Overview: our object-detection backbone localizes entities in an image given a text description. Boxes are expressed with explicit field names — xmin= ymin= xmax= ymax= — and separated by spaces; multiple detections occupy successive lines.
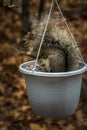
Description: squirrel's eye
xmin=22 ymin=40 xmax=26 ymax=43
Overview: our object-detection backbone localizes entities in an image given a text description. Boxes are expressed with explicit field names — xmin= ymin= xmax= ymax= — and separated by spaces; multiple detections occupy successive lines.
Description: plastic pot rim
xmin=19 ymin=60 xmax=87 ymax=77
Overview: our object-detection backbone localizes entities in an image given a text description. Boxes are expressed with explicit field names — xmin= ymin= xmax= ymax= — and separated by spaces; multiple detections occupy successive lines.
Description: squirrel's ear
xmin=29 ymin=33 xmax=33 ymax=40
xmin=27 ymin=32 xmax=33 ymax=40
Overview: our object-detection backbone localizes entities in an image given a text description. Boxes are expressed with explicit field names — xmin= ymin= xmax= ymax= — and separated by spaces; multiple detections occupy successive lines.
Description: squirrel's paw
xmin=38 ymin=58 xmax=51 ymax=72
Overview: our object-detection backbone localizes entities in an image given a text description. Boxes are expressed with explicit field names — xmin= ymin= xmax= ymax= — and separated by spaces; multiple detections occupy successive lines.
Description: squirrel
xmin=17 ymin=14 xmax=80 ymax=72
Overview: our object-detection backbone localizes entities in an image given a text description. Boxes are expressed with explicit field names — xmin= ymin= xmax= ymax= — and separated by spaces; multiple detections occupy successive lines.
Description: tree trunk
xmin=38 ymin=0 xmax=45 ymax=19
xmin=0 ymin=0 xmax=3 ymax=5
xmin=22 ymin=0 xmax=30 ymax=34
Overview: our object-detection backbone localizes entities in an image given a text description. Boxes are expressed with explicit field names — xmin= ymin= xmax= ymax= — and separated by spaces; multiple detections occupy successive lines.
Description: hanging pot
xmin=19 ymin=60 xmax=87 ymax=117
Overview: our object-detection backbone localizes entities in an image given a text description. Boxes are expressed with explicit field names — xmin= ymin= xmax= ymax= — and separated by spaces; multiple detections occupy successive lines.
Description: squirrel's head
xmin=17 ymin=32 xmax=38 ymax=58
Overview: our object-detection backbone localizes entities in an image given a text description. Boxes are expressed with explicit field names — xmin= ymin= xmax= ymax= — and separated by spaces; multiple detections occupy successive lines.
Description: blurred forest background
xmin=0 ymin=0 xmax=87 ymax=130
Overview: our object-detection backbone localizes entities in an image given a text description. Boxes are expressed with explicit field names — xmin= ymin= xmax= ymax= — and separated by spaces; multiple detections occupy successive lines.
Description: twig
xmin=62 ymin=6 xmax=87 ymax=16
xmin=0 ymin=5 xmax=21 ymax=16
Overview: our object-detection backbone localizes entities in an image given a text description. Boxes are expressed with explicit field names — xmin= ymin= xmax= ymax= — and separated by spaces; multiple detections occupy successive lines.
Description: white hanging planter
xmin=18 ymin=0 xmax=87 ymax=117
xmin=19 ymin=60 xmax=87 ymax=117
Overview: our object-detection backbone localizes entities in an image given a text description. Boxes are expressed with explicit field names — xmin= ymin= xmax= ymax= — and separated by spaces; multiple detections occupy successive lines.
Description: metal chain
xmin=55 ymin=0 xmax=84 ymax=62
xmin=33 ymin=0 xmax=54 ymax=72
